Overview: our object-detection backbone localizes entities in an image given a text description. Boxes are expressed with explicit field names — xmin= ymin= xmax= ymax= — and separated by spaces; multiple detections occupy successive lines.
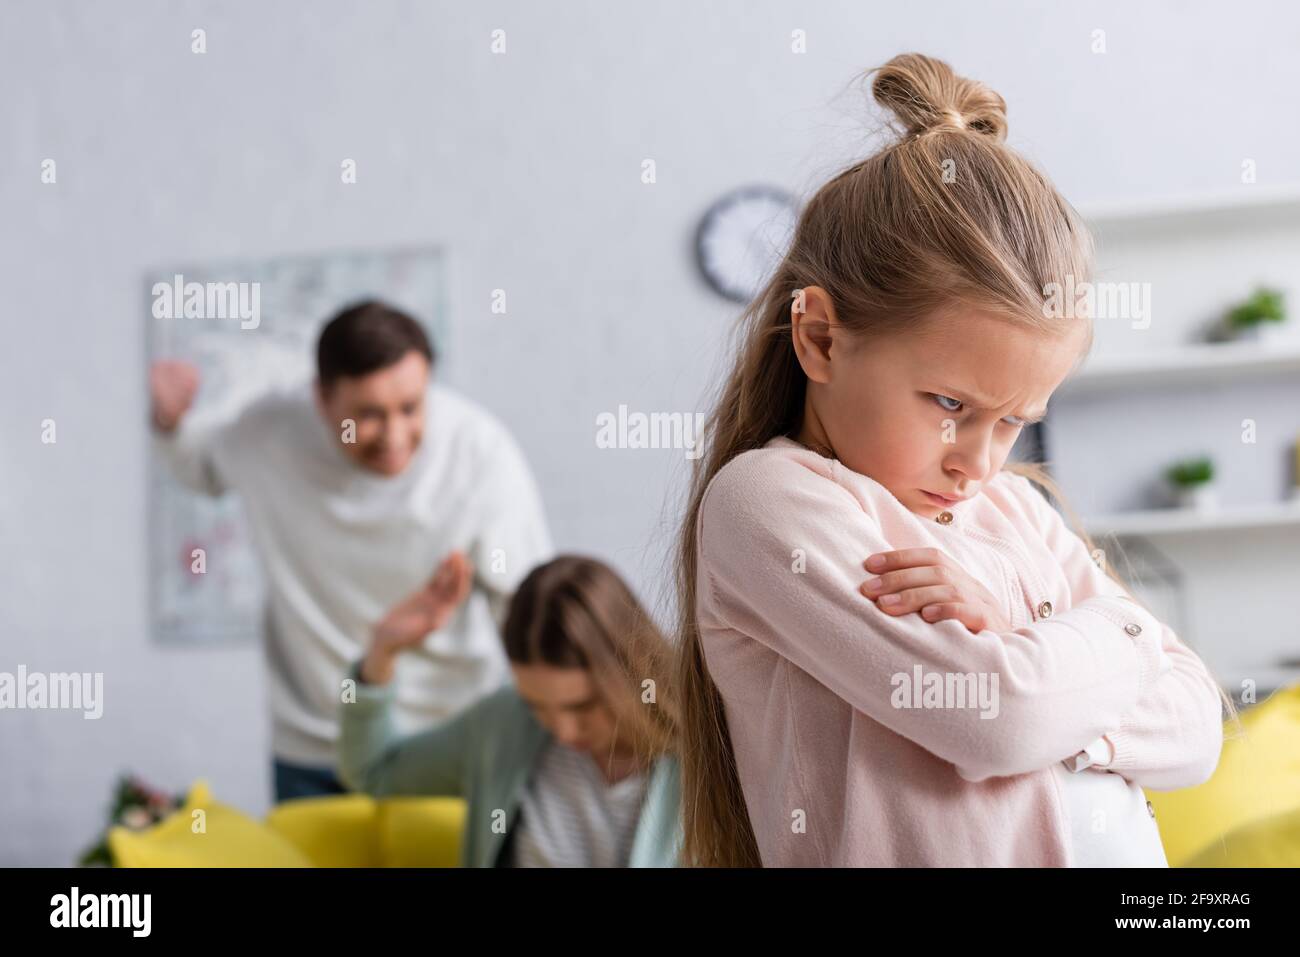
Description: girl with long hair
xmin=674 ymin=52 xmax=1230 ymax=867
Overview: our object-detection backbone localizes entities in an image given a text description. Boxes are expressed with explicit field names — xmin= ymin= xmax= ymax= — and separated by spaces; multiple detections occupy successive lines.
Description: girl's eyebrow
xmin=939 ymin=386 xmax=1048 ymax=422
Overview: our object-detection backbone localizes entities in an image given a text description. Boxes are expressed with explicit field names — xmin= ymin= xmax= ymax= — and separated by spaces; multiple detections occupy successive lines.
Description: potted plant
xmin=1224 ymin=287 xmax=1288 ymax=343
xmin=77 ymin=774 xmax=185 ymax=866
xmin=1165 ymin=456 xmax=1217 ymax=511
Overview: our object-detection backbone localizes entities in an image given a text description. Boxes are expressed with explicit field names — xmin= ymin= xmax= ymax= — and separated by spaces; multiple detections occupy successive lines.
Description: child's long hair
xmin=673 ymin=52 xmax=1238 ymax=867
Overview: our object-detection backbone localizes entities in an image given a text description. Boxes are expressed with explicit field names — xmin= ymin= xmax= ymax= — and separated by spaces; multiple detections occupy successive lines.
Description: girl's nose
xmin=945 ymin=434 xmax=994 ymax=482
xmin=551 ymin=714 xmax=583 ymax=746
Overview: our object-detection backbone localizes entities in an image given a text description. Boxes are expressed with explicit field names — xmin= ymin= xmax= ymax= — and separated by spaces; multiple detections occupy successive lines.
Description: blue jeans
xmin=273 ymin=758 xmax=348 ymax=803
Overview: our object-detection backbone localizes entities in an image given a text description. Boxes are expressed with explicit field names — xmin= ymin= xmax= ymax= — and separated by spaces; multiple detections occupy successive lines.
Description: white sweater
xmin=154 ymin=381 xmax=554 ymax=766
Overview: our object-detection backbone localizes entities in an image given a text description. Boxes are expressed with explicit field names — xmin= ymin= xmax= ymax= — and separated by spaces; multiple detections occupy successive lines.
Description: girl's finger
xmin=865 ymin=547 xmax=945 ymax=572
xmin=873 ymin=584 xmax=958 ymax=615
xmin=861 ymin=564 xmax=944 ymax=596
xmin=922 ymin=603 xmax=988 ymax=636
xmin=920 ymin=602 xmax=963 ymax=623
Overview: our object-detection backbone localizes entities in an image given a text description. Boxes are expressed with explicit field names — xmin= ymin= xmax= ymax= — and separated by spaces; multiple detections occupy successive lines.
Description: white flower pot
xmin=1233 ymin=322 xmax=1292 ymax=345
xmin=1174 ymin=483 xmax=1218 ymax=511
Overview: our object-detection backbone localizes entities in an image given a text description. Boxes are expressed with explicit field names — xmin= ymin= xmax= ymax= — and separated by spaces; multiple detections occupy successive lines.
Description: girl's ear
xmin=791 ymin=285 xmax=838 ymax=384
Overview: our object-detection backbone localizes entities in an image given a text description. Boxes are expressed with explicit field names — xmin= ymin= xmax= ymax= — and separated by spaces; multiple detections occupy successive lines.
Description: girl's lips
xmin=922 ymin=490 xmax=962 ymax=505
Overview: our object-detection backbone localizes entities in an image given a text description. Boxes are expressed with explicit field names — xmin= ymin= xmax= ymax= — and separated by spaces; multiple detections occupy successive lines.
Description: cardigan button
xmin=1146 ymin=800 xmax=1156 ymax=819
xmin=1125 ymin=622 xmax=1143 ymax=636
xmin=1036 ymin=600 xmax=1053 ymax=619
xmin=936 ymin=510 xmax=954 ymax=525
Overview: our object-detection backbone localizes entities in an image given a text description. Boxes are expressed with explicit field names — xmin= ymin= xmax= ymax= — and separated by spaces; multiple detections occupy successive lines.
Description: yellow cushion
xmin=264 ymin=794 xmax=383 ymax=867
xmin=109 ymin=780 xmax=311 ymax=867
xmin=110 ymin=780 xmax=468 ymax=867
xmin=1147 ymin=684 xmax=1300 ymax=866
xmin=1183 ymin=805 xmax=1300 ymax=867
xmin=377 ymin=796 xmax=466 ymax=867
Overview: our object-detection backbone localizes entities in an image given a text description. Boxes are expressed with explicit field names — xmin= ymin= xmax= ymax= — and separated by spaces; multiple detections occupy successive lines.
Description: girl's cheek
xmin=879 ymin=417 xmax=928 ymax=463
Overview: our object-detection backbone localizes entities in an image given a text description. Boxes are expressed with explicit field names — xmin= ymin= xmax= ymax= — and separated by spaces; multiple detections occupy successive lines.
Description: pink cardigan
xmin=695 ymin=437 xmax=1223 ymax=867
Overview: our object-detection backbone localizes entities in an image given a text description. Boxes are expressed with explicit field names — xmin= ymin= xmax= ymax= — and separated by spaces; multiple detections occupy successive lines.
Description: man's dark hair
xmin=316 ymin=299 xmax=435 ymax=390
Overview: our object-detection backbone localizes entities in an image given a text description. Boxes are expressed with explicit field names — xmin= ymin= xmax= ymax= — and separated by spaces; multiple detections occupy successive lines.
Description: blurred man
xmin=150 ymin=300 xmax=553 ymax=801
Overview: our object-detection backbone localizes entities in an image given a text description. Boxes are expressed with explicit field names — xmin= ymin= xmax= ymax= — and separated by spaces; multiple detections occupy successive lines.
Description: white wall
xmin=3 ymin=0 xmax=1298 ymax=865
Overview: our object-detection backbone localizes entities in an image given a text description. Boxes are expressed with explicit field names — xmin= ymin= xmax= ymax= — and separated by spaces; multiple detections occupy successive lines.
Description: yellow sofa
xmin=1146 ymin=683 xmax=1300 ymax=867
xmin=109 ymin=781 xmax=466 ymax=867
xmin=109 ymin=684 xmax=1299 ymax=867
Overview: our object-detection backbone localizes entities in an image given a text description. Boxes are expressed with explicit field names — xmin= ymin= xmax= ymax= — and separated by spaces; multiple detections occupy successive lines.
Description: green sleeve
xmin=337 ymin=659 xmax=479 ymax=798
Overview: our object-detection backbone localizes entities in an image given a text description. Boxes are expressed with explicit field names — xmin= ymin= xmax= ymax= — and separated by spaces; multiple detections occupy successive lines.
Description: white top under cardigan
xmin=1057 ymin=725 xmax=1169 ymax=867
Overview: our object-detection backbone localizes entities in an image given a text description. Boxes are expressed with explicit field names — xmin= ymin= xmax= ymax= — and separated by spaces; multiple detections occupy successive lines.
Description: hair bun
xmin=869 ymin=52 xmax=1008 ymax=142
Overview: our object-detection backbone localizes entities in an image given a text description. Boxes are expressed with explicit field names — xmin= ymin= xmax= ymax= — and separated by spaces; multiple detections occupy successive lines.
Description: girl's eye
xmin=930 ymin=393 xmax=1025 ymax=427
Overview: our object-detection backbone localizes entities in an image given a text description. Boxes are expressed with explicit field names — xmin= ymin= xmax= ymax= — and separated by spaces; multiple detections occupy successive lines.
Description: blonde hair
xmin=673 ymin=52 xmax=1239 ymax=868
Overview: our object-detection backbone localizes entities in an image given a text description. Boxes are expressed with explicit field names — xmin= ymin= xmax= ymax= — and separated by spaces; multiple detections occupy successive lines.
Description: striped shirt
xmin=507 ymin=740 xmax=649 ymax=868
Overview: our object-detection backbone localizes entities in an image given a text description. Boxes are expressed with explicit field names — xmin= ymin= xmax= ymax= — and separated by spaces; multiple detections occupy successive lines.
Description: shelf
xmin=1083 ymin=499 xmax=1300 ymax=538
xmin=1053 ymin=188 xmax=1300 ymax=539
xmin=1057 ymin=339 xmax=1300 ymax=395
xmin=1079 ymin=183 xmax=1300 ymax=231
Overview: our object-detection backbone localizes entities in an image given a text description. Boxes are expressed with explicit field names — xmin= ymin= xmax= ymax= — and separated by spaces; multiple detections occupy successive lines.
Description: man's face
xmin=315 ymin=350 xmax=431 ymax=476
xmin=803 ymin=305 xmax=1087 ymax=518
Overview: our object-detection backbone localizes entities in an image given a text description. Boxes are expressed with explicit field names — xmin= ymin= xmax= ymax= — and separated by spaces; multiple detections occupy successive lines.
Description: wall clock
xmin=694 ymin=186 xmax=798 ymax=303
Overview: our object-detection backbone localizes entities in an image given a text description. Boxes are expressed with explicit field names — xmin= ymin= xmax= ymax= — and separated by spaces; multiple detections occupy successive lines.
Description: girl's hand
xmin=860 ymin=547 xmax=1011 ymax=636
xmin=364 ymin=551 xmax=474 ymax=683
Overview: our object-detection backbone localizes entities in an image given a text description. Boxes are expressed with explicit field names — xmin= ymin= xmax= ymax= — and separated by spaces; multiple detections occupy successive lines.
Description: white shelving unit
xmin=1084 ymin=498 xmax=1300 ymax=539
xmin=1078 ymin=183 xmax=1300 ymax=231
xmin=1059 ymin=184 xmax=1300 ymax=534
xmin=1059 ymin=339 xmax=1300 ymax=397
xmin=1053 ymin=187 xmax=1300 ymax=696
